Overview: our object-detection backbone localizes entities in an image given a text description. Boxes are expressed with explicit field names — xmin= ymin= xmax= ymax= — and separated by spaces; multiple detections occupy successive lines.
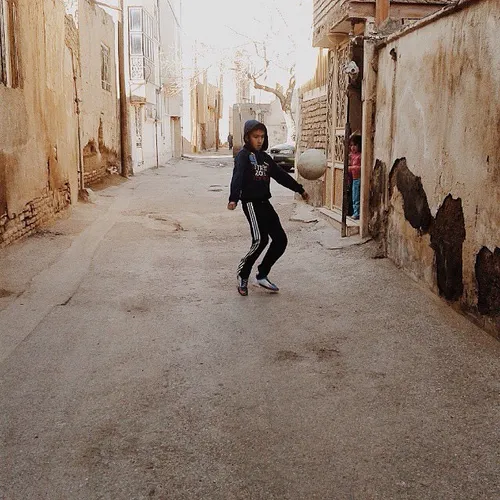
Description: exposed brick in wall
xmin=0 ymin=184 xmax=71 ymax=248
xmin=82 ymin=125 xmax=119 ymax=187
xmin=299 ymin=95 xmax=328 ymax=152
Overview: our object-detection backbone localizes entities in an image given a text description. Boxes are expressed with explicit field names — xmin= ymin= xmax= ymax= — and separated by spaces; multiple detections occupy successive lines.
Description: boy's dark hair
xmin=349 ymin=134 xmax=362 ymax=152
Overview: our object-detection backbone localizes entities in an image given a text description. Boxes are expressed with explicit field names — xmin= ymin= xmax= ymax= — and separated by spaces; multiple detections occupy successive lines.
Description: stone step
xmin=317 ymin=207 xmax=360 ymax=237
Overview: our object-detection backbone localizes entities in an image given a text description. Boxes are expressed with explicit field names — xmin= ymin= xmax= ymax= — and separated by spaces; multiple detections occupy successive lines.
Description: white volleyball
xmin=297 ymin=149 xmax=327 ymax=181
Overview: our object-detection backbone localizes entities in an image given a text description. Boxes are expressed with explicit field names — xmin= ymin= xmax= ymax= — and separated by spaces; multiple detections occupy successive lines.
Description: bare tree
xmin=230 ymin=2 xmax=299 ymax=144
xmin=247 ymin=41 xmax=296 ymax=143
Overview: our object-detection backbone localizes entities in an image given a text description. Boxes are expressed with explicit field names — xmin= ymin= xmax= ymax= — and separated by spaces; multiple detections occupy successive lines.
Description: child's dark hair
xmin=349 ymin=134 xmax=362 ymax=152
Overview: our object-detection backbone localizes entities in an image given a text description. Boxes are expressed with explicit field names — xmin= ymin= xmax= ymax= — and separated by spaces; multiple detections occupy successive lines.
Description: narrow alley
xmin=0 ymin=158 xmax=498 ymax=499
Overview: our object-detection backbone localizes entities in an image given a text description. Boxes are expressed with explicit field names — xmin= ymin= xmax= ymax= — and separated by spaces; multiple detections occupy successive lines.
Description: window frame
xmin=101 ymin=43 xmax=111 ymax=92
xmin=128 ymin=6 xmax=159 ymax=82
xmin=0 ymin=0 xmax=20 ymax=88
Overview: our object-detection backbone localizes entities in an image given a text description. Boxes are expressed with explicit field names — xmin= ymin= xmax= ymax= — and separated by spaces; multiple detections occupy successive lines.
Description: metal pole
xmin=215 ymin=90 xmax=220 ymax=152
xmin=118 ymin=0 xmax=132 ymax=177
xmin=155 ymin=90 xmax=160 ymax=168
xmin=70 ymin=48 xmax=85 ymax=194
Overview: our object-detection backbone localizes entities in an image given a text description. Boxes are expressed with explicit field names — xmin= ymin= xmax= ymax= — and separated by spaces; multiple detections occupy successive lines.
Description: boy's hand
xmin=301 ymin=192 xmax=310 ymax=202
xmin=227 ymin=202 xmax=237 ymax=210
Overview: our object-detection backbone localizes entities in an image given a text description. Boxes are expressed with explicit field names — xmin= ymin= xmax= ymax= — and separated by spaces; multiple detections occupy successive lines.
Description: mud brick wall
xmin=83 ymin=146 xmax=119 ymax=186
xmin=84 ymin=169 xmax=107 ymax=186
xmin=0 ymin=184 xmax=71 ymax=248
xmin=299 ymin=95 xmax=328 ymax=152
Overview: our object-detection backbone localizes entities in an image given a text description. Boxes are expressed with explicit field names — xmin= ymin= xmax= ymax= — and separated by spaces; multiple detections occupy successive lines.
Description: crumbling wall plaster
xmin=78 ymin=0 xmax=119 ymax=185
xmin=373 ymin=0 xmax=500 ymax=336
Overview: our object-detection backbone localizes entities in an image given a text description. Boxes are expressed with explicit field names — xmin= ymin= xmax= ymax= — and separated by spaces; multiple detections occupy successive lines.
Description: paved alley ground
xmin=0 ymin=158 xmax=499 ymax=500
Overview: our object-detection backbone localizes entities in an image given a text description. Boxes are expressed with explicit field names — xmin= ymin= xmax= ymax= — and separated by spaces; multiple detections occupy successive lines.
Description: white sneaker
xmin=256 ymin=276 xmax=279 ymax=292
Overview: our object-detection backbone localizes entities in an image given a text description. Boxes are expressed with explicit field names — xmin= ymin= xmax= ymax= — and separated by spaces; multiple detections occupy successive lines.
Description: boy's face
xmin=248 ymin=130 xmax=265 ymax=151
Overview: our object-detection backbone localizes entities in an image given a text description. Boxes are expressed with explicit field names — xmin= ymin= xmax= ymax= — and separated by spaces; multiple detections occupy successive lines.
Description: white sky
xmin=180 ymin=0 xmax=317 ymax=140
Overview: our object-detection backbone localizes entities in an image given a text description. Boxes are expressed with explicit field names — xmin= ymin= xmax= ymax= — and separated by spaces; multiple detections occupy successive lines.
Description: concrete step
xmin=318 ymin=207 xmax=360 ymax=237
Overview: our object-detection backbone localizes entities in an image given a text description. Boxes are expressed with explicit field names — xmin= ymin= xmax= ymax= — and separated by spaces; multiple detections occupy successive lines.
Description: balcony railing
xmin=130 ymin=55 xmax=155 ymax=82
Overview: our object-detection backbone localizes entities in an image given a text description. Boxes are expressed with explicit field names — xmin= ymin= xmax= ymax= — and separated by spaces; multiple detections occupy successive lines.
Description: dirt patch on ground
xmin=90 ymin=174 xmax=127 ymax=192
xmin=274 ymin=350 xmax=304 ymax=362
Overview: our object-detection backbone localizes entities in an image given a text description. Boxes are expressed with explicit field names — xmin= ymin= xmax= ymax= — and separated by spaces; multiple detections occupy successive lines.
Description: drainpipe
xmin=155 ymin=88 xmax=160 ymax=168
xmin=155 ymin=0 xmax=161 ymax=168
xmin=70 ymin=48 xmax=85 ymax=195
xmin=360 ymin=22 xmax=378 ymax=238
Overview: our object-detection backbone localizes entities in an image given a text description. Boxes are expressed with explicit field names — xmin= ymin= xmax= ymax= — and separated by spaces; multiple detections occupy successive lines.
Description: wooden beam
xmin=376 ymin=0 xmax=390 ymax=25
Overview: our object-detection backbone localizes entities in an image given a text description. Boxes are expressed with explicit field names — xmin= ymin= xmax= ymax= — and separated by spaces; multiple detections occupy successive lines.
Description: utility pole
xmin=215 ymin=92 xmax=220 ymax=151
xmin=215 ymin=62 xmax=223 ymax=152
xmin=118 ymin=0 xmax=132 ymax=177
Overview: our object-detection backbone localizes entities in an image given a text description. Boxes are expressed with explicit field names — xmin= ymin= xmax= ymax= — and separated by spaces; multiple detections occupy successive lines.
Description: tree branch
xmin=248 ymin=74 xmax=289 ymax=110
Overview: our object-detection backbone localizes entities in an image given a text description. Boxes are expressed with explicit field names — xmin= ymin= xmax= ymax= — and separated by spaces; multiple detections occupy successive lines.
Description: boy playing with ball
xmin=228 ymin=120 xmax=309 ymax=296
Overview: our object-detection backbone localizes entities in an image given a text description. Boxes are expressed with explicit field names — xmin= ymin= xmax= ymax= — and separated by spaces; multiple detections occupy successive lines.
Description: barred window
xmin=101 ymin=43 xmax=111 ymax=92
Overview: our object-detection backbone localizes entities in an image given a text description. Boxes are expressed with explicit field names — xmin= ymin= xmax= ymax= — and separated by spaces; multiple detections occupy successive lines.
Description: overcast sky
xmin=180 ymin=0 xmax=316 ymax=138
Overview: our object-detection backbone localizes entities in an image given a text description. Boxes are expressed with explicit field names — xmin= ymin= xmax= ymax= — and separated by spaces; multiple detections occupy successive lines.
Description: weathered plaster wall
xmin=372 ymin=0 xmax=500 ymax=335
xmin=79 ymin=0 xmax=119 ymax=185
xmin=0 ymin=0 xmax=78 ymax=246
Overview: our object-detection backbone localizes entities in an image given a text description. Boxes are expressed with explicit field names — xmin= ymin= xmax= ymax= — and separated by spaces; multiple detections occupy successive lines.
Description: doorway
xmin=324 ymin=39 xmax=364 ymax=221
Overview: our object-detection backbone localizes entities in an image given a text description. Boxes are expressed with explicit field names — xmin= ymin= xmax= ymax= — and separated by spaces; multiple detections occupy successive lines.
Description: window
xmin=0 ymin=0 xmax=20 ymax=88
xmin=129 ymin=6 xmax=158 ymax=81
xmin=101 ymin=43 xmax=111 ymax=91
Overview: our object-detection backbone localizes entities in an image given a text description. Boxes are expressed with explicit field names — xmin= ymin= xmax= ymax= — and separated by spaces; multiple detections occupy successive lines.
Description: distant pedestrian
xmin=348 ymin=134 xmax=362 ymax=220
xmin=227 ymin=133 xmax=234 ymax=150
xmin=227 ymin=120 xmax=309 ymax=296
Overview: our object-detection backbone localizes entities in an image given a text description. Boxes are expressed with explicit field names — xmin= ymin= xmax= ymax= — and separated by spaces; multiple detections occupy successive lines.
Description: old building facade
xmin=78 ymin=0 xmax=120 ymax=185
xmin=0 ymin=0 xmax=79 ymax=247
xmin=65 ymin=0 xmax=120 ymax=186
xmin=124 ymin=0 xmax=183 ymax=172
xmin=190 ymin=76 xmax=222 ymax=152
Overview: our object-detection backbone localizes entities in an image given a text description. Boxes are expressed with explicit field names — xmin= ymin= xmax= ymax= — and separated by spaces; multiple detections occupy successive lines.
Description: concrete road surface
xmin=0 ymin=158 xmax=499 ymax=500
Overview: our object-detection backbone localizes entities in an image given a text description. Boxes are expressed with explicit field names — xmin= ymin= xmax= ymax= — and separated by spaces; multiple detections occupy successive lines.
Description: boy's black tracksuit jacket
xmin=229 ymin=120 xmax=305 ymax=205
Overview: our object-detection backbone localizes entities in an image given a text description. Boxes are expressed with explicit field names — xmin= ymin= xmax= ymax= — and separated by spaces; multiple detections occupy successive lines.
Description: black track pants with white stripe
xmin=238 ymin=200 xmax=288 ymax=280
